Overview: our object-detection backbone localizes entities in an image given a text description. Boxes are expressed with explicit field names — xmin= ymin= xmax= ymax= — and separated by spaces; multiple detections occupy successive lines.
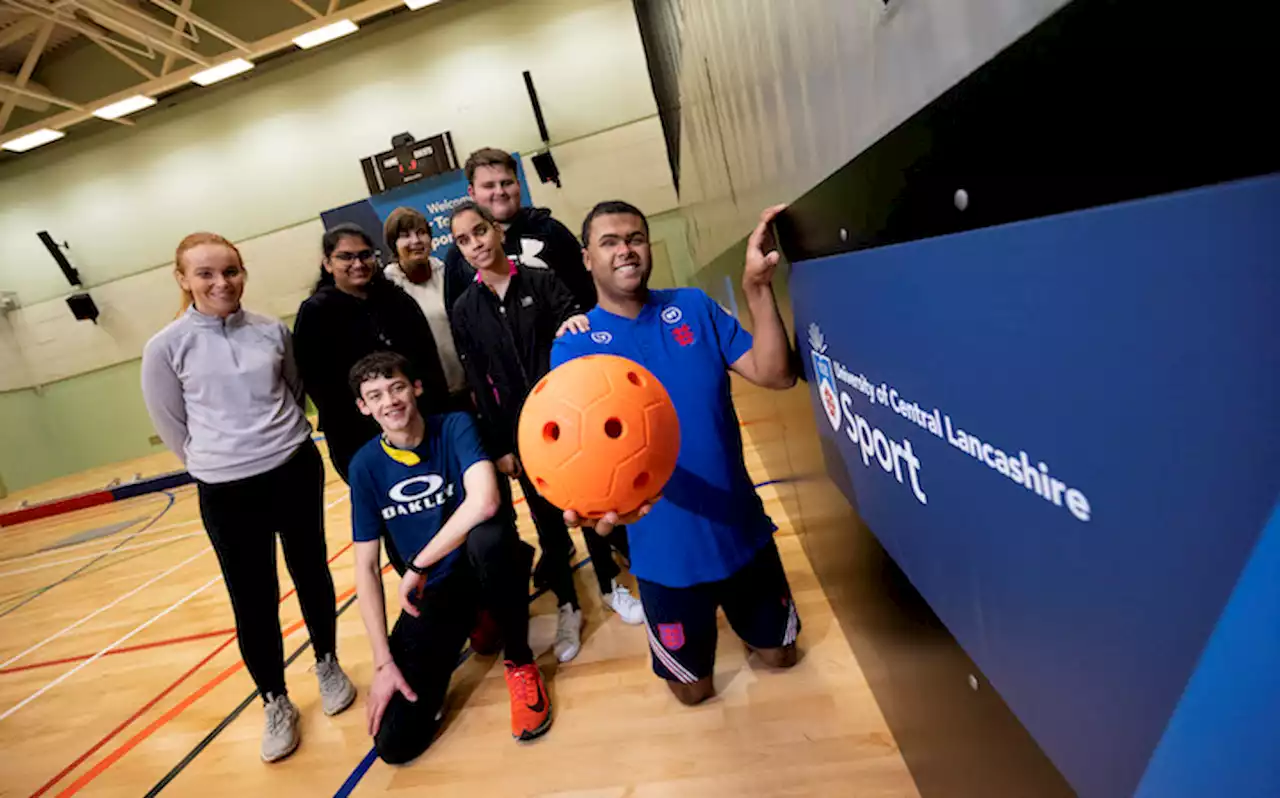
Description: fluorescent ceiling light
xmin=293 ymin=20 xmax=358 ymax=49
xmin=191 ymin=58 xmax=255 ymax=86
xmin=93 ymin=95 xmax=157 ymax=120
xmin=405 ymin=0 xmax=442 ymax=8
xmin=2 ymin=128 xmax=65 ymax=153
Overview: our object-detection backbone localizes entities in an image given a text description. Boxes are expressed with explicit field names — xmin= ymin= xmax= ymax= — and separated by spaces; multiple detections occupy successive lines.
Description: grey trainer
xmin=315 ymin=653 xmax=356 ymax=716
xmin=261 ymin=693 xmax=300 ymax=763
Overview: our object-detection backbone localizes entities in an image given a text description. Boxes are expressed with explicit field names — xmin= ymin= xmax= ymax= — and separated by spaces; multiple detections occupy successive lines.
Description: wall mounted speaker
xmin=531 ymin=151 xmax=561 ymax=187
xmin=66 ymin=293 xmax=100 ymax=324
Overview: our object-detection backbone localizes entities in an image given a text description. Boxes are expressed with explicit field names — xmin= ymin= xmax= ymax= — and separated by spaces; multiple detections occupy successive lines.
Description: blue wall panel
xmin=790 ymin=174 xmax=1280 ymax=797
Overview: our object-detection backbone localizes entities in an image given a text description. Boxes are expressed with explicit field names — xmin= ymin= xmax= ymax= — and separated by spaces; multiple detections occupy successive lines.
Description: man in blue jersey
xmin=346 ymin=352 xmax=551 ymax=764
xmin=552 ymin=201 xmax=798 ymax=705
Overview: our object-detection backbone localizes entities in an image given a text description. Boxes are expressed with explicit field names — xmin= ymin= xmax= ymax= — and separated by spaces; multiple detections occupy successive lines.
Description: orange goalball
xmin=517 ymin=354 xmax=680 ymax=519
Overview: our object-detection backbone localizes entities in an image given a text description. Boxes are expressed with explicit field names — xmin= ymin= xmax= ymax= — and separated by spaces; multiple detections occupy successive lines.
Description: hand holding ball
xmin=517 ymin=355 xmax=679 ymax=520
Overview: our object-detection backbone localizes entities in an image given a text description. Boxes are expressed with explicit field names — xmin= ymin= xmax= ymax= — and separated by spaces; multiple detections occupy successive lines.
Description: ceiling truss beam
xmin=159 ymin=0 xmax=193 ymax=75
xmin=287 ymin=0 xmax=323 ymax=20
xmin=3 ymin=0 xmax=157 ymax=58
xmin=0 ymin=19 xmax=53 ymax=131
xmin=147 ymin=0 xmax=250 ymax=53
xmin=1 ymin=0 xmax=436 ymax=150
xmin=0 ymin=15 xmax=42 ymax=50
xmin=55 ymin=0 xmax=213 ymax=65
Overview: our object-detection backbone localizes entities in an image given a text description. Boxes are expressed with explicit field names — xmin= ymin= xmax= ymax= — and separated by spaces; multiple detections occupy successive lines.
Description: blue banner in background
xmin=320 ymin=156 xmax=531 ymax=262
xmin=790 ymin=174 xmax=1280 ymax=798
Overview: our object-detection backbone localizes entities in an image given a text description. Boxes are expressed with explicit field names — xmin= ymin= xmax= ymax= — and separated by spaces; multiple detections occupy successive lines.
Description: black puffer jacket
xmin=293 ymin=278 xmax=449 ymax=479
xmin=450 ymin=265 xmax=580 ymax=458
xmin=442 ymin=206 xmax=596 ymax=312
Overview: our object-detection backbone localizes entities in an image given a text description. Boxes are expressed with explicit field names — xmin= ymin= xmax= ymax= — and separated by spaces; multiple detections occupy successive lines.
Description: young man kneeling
xmin=347 ymin=352 xmax=551 ymax=764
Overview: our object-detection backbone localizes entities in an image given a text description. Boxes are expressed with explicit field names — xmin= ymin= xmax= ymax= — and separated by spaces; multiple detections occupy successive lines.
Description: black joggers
xmin=515 ymin=471 xmax=629 ymax=607
xmin=375 ymin=519 xmax=535 ymax=764
xmin=196 ymin=439 xmax=336 ymax=699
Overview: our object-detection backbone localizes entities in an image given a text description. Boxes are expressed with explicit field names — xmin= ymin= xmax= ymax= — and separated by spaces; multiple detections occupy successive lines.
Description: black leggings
xmin=515 ymin=472 xmax=631 ymax=606
xmin=376 ymin=519 xmax=534 ymax=764
xmin=196 ymin=440 xmax=336 ymax=699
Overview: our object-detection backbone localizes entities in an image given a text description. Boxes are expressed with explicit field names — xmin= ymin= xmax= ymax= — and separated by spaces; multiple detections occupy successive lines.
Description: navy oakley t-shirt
xmin=348 ymin=412 xmax=488 ymax=585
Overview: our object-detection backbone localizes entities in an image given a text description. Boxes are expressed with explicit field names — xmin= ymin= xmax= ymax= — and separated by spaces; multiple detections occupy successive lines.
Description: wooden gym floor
xmin=0 ymin=380 xmax=919 ymax=797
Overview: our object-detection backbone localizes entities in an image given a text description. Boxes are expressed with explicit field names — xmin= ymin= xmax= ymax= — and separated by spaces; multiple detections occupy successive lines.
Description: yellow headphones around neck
xmin=380 ymin=436 xmax=421 ymax=467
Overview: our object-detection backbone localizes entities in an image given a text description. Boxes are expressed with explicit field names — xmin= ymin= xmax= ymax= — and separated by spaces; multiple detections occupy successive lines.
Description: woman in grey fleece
xmin=141 ymin=232 xmax=356 ymax=763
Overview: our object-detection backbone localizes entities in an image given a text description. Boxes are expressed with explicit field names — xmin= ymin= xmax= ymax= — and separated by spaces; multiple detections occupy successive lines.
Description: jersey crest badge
xmin=658 ymin=622 xmax=685 ymax=651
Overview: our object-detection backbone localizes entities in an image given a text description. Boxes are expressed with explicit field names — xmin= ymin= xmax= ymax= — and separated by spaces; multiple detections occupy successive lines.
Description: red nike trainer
xmin=504 ymin=661 xmax=552 ymax=741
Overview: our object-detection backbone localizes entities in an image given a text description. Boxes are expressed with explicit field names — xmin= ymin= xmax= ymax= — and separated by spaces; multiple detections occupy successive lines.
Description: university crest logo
xmin=808 ymin=323 xmax=841 ymax=432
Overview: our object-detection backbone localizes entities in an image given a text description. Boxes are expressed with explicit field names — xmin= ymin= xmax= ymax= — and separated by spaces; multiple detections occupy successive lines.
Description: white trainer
xmin=261 ymin=693 xmax=300 ymax=763
xmin=553 ymin=603 xmax=583 ymax=662
xmin=315 ymin=653 xmax=356 ymax=716
xmin=603 ymin=580 xmax=645 ymax=625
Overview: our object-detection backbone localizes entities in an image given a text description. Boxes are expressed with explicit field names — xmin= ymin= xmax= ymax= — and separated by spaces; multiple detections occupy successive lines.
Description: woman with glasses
xmin=294 ymin=223 xmax=450 ymax=482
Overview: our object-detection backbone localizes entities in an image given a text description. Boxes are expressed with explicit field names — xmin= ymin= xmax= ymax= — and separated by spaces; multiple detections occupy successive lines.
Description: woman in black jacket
xmin=448 ymin=201 xmax=644 ymax=665
xmin=293 ymin=224 xmax=450 ymax=482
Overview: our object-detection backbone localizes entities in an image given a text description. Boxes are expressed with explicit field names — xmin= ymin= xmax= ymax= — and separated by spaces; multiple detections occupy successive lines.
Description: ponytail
xmin=174 ymin=232 xmax=244 ymax=316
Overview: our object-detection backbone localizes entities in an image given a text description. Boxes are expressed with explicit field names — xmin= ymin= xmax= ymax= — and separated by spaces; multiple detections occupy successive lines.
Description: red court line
xmin=34 ymin=540 xmax=358 ymax=798
xmin=0 ymin=629 xmax=236 ymax=676
xmin=30 ymin=636 xmax=240 ymax=798
xmin=1 ymin=492 xmax=115 ymax=529
xmin=54 ymin=562 xmax=387 ymax=798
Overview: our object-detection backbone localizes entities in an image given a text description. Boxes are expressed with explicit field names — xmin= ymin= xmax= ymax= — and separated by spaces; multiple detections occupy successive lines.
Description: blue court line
xmin=334 ymin=747 xmax=378 ymax=797
xmin=332 ymin=557 xmax=593 ymax=798
xmin=0 ymin=491 xmax=176 ymax=620
xmin=332 ymin=480 xmax=784 ymax=794
xmin=145 ymin=591 xmax=360 ymax=796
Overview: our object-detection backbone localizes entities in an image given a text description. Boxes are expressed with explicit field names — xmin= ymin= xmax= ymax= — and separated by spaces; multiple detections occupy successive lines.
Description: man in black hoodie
xmin=441 ymin=148 xmax=596 ymax=313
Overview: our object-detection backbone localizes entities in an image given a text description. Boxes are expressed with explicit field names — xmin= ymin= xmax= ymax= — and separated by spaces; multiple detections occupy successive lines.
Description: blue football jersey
xmin=551 ymin=287 xmax=774 ymax=587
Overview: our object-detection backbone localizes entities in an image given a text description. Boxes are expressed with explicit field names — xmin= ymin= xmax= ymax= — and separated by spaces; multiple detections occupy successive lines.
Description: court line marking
xmin=330 ymin=473 xmax=783 ymax=795
xmin=41 ymin=490 xmax=602 ymax=793
xmin=330 ymin=558 xmax=595 ymax=797
xmin=54 ymin=547 xmax=370 ymax=798
xmin=3 ymin=487 xmax=348 ymax=580
xmin=0 ymin=531 xmax=208 ymax=578
xmin=0 ymin=628 xmax=236 ymax=676
xmin=78 ymin=550 xmax=589 ymax=797
xmin=0 ymin=573 xmax=223 ymax=722
xmin=0 ymin=493 xmax=185 ymax=560
xmin=28 ymin=635 xmax=240 ymax=798
xmin=0 ymin=547 xmax=213 ymax=671
xmin=0 ymin=493 xmax=178 ymax=621
xmin=333 ymin=748 xmax=378 ymax=798
xmin=1 ymin=492 xmax=349 ymax=671
xmin=31 ymin=537 xmax=355 ymax=798
xmin=144 ymin=594 xmax=361 ymax=797
xmin=4 ymin=478 xmax=339 ymax=567
xmin=0 ymin=515 xmax=201 ymax=566
xmin=0 ymin=532 xmax=206 ymax=610
xmin=1 ymin=475 xmax=341 ymax=565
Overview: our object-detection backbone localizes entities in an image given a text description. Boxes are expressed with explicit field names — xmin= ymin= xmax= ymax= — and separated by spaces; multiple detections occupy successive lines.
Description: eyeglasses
xmin=332 ymin=249 xmax=377 ymax=264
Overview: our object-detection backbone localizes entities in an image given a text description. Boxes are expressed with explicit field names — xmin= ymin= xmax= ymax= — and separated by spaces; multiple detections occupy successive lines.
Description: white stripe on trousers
xmin=645 ymin=622 xmax=698 ymax=684
xmin=782 ymin=599 xmax=799 ymax=646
